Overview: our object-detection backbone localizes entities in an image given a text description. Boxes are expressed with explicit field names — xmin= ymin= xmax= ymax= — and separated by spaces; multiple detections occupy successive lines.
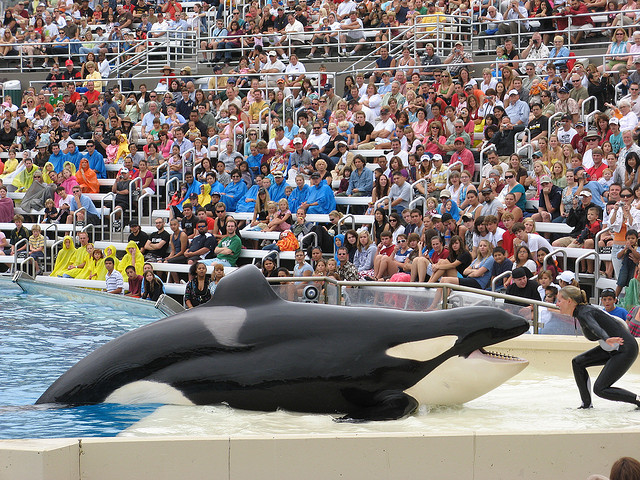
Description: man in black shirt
xmin=142 ymin=218 xmax=171 ymax=261
xmin=167 ymin=220 xmax=217 ymax=283
xmin=353 ymin=111 xmax=374 ymax=147
xmin=528 ymin=103 xmax=549 ymax=145
xmin=127 ymin=221 xmax=149 ymax=251
xmin=181 ymin=203 xmax=197 ymax=239
xmin=505 ymin=267 xmax=540 ymax=308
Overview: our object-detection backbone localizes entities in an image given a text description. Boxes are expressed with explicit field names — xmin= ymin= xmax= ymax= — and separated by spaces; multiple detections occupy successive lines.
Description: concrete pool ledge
xmin=2 ymin=431 xmax=640 ymax=480
xmin=2 ymin=335 xmax=640 ymax=480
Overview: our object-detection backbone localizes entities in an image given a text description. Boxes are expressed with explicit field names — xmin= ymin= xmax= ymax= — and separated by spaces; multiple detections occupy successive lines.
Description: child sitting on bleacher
xmin=28 ymin=224 xmax=44 ymax=275
xmin=105 ymin=136 xmax=119 ymax=164
xmin=43 ymin=198 xmax=59 ymax=224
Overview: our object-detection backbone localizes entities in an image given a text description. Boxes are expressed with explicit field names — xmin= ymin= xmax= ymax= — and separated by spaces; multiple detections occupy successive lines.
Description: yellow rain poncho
xmin=115 ymin=134 xmax=129 ymax=163
xmin=0 ymin=155 xmax=19 ymax=179
xmin=198 ymin=183 xmax=212 ymax=207
xmin=64 ymin=243 xmax=91 ymax=278
xmin=12 ymin=164 xmax=37 ymax=192
xmin=97 ymin=245 xmax=119 ymax=280
xmin=118 ymin=241 xmax=144 ymax=276
xmin=75 ymin=245 xmax=99 ymax=280
xmin=43 ymin=162 xmax=56 ymax=184
xmin=63 ymin=161 xmax=77 ymax=176
xmin=50 ymin=235 xmax=76 ymax=277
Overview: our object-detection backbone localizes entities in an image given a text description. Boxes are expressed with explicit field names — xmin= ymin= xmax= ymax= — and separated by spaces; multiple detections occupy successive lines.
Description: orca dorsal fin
xmin=208 ymin=264 xmax=282 ymax=307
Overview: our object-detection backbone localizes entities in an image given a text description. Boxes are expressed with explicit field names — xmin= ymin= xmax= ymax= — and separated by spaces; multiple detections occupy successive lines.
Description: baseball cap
xmin=558 ymin=87 xmax=569 ymax=94
xmin=420 ymin=153 xmax=433 ymax=162
xmin=575 ymin=122 xmax=585 ymax=128
xmin=65 ymin=59 xmax=73 ymax=66
xmin=310 ymin=172 xmax=321 ymax=179
xmin=308 ymin=143 xmax=319 ymax=150
xmin=601 ymin=288 xmax=616 ymax=298
xmin=512 ymin=267 xmax=528 ymax=279
xmin=324 ymin=83 xmax=333 ymax=90
xmin=508 ymin=89 xmax=519 ymax=96
xmin=432 ymin=154 xmax=443 ymax=161
xmin=336 ymin=140 xmax=348 ymax=147
xmin=129 ymin=220 xmax=140 ymax=227
xmin=268 ymin=51 xmax=277 ymax=57
xmin=610 ymin=117 xmax=619 ymax=125
xmin=273 ymin=171 xmax=284 ymax=177
xmin=579 ymin=190 xmax=592 ymax=197
xmin=293 ymin=137 xmax=302 ymax=144
xmin=120 ymin=167 xmax=129 ymax=174
xmin=441 ymin=212 xmax=453 ymax=222
xmin=454 ymin=136 xmax=465 ymax=143
xmin=557 ymin=271 xmax=575 ymax=283
xmin=540 ymin=175 xmax=552 ymax=184
xmin=440 ymin=190 xmax=451 ymax=198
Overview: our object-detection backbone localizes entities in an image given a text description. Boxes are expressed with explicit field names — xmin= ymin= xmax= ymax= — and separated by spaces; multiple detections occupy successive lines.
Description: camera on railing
xmin=302 ymin=285 xmax=320 ymax=303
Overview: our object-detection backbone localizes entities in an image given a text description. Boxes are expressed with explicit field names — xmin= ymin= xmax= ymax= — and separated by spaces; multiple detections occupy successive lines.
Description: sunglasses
xmin=398 ymin=239 xmax=406 ymax=243
xmin=505 ymin=175 xmax=514 ymax=179
xmin=621 ymin=194 xmax=633 ymax=198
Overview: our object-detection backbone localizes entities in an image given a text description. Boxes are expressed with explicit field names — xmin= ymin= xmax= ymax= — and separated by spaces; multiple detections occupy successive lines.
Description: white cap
xmin=508 ymin=89 xmax=519 ymax=96
xmin=432 ymin=154 xmax=443 ymax=161
xmin=268 ymin=51 xmax=277 ymax=56
xmin=293 ymin=137 xmax=302 ymax=144
xmin=557 ymin=271 xmax=575 ymax=283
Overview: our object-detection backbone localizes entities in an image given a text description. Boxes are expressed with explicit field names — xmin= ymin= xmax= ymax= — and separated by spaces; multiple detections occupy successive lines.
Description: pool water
xmin=2 ymin=283 xmax=640 ymax=440
xmin=0 ymin=284 xmax=160 ymax=439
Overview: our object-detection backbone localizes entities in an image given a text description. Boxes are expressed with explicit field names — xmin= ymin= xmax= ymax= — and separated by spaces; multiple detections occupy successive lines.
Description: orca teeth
xmin=477 ymin=348 xmax=524 ymax=361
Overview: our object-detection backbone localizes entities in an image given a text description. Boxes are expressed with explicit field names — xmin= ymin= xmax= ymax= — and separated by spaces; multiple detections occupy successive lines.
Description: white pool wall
xmin=2 ymin=335 xmax=640 ymax=480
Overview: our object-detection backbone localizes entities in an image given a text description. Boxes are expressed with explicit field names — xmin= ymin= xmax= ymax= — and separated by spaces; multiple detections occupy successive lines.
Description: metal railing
xmin=265 ymin=276 xmax=556 ymax=334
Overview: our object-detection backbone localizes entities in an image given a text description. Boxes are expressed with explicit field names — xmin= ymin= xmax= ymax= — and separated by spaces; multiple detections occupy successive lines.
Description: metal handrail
xmin=71 ymin=207 xmax=87 ymax=239
xmin=232 ymin=120 xmax=246 ymax=153
xmin=257 ymin=106 xmax=271 ymax=136
xmin=298 ymin=231 xmax=318 ymax=249
xmin=50 ymin=238 xmax=64 ymax=274
xmin=12 ymin=238 xmax=28 ymax=273
xmin=543 ymin=247 xmax=568 ymax=272
xmin=43 ymin=223 xmax=59 ymax=273
xmin=491 ymin=270 xmax=513 ymax=292
xmin=19 ymin=256 xmax=37 ymax=275
xmin=581 ymin=96 xmax=597 ymax=123
xmin=164 ymin=176 xmax=181 ymax=213
xmin=81 ymin=223 xmax=95 ymax=243
xmin=128 ymin=177 xmax=143 ymax=224
xmin=593 ymin=226 xmax=611 ymax=303
xmin=156 ymin=162 xmax=169 ymax=211
xmin=109 ymin=208 xmax=123 ymax=243
xmin=585 ymin=109 xmax=601 ymax=130
xmin=410 ymin=178 xmax=427 ymax=201
xmin=137 ymin=192 xmax=153 ymax=226
xmin=374 ymin=195 xmax=392 ymax=215
xmin=337 ymin=214 xmax=356 ymax=234
xmin=408 ymin=196 xmax=426 ymax=214
xmin=548 ymin=112 xmax=564 ymax=141
xmin=100 ymin=192 xmax=116 ymax=241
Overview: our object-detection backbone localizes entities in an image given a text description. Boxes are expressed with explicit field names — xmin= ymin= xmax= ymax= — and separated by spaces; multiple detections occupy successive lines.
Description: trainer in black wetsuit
xmin=559 ymin=287 xmax=640 ymax=408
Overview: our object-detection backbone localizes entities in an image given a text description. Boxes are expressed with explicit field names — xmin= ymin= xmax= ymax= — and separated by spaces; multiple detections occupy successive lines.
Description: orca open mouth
xmin=468 ymin=348 xmax=527 ymax=363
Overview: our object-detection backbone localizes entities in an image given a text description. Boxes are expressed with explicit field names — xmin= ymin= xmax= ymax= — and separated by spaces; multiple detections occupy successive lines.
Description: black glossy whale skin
xmin=36 ymin=266 xmax=529 ymax=421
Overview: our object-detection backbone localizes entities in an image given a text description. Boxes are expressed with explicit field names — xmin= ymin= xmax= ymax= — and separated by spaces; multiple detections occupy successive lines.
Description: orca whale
xmin=36 ymin=265 xmax=529 ymax=421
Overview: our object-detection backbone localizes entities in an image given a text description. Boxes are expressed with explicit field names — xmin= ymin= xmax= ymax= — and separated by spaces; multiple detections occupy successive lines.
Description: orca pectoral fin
xmin=335 ymin=391 xmax=419 ymax=423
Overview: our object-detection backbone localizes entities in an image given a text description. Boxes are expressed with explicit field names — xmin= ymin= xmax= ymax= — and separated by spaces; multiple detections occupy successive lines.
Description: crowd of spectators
xmin=1 ymin=0 xmax=640 ymax=319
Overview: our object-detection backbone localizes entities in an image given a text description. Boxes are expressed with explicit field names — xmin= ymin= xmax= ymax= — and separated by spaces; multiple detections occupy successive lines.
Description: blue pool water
xmin=0 ymin=283 xmax=160 ymax=439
